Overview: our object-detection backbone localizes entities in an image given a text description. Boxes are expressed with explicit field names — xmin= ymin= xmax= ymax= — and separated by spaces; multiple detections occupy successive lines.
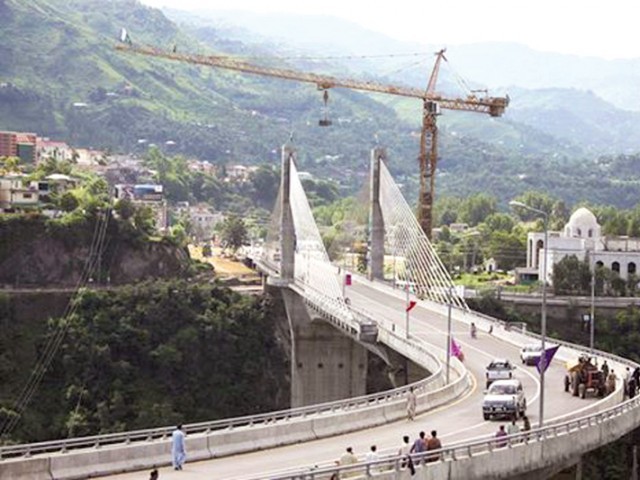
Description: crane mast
xmin=115 ymin=43 xmax=508 ymax=237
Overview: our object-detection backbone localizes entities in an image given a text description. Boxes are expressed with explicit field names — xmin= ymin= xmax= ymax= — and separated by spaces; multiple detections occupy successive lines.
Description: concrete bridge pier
xmin=281 ymin=289 xmax=368 ymax=407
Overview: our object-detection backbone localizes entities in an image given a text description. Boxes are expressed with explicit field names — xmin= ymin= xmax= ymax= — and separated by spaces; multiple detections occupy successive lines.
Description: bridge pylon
xmin=369 ymin=147 xmax=385 ymax=281
xmin=279 ymin=142 xmax=296 ymax=283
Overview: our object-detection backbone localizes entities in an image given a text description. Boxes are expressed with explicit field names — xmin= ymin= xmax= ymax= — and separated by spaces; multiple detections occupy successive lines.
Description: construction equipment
xmin=115 ymin=43 xmax=509 ymax=238
xmin=564 ymin=355 xmax=606 ymax=398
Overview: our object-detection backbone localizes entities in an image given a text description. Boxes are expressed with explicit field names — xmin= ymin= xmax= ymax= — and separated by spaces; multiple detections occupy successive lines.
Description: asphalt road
xmin=100 ymin=279 xmax=603 ymax=480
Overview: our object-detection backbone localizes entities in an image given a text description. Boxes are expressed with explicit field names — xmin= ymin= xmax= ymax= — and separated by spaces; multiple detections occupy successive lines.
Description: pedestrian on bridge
xmin=171 ymin=425 xmax=186 ymax=471
xmin=507 ymin=419 xmax=520 ymax=440
xmin=607 ymin=369 xmax=618 ymax=395
xmin=339 ymin=447 xmax=358 ymax=478
xmin=406 ymin=386 xmax=417 ymax=421
xmin=494 ymin=425 xmax=508 ymax=448
xmin=410 ymin=431 xmax=426 ymax=464
xmin=425 ymin=430 xmax=442 ymax=462
xmin=339 ymin=446 xmax=358 ymax=466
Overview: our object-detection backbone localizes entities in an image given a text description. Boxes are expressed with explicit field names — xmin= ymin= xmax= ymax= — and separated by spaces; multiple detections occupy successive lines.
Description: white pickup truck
xmin=485 ymin=358 xmax=515 ymax=389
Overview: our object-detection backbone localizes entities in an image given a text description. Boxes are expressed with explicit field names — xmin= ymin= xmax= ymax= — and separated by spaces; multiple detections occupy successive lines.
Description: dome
xmin=568 ymin=208 xmax=598 ymax=228
xmin=564 ymin=207 xmax=600 ymax=239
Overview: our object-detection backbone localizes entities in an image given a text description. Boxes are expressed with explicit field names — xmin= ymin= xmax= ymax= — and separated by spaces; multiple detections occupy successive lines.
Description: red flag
xmin=406 ymin=300 xmax=417 ymax=312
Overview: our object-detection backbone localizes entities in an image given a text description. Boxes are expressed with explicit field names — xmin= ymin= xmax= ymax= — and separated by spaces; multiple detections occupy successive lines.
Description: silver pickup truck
xmin=485 ymin=358 xmax=515 ymax=389
xmin=482 ymin=379 xmax=527 ymax=421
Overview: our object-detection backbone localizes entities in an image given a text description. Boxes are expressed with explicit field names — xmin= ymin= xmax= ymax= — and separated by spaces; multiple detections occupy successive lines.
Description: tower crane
xmin=115 ymin=42 xmax=509 ymax=238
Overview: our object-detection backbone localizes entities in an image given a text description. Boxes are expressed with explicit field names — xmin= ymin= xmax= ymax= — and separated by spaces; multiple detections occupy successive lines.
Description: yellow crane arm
xmin=115 ymin=43 xmax=508 ymax=117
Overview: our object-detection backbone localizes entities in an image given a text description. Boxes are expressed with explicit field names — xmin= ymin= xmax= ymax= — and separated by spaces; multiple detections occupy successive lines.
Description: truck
xmin=564 ymin=355 xmax=606 ymax=399
xmin=485 ymin=359 xmax=515 ymax=389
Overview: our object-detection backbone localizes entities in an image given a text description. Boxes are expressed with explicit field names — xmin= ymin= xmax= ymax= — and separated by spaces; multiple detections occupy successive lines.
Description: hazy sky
xmin=141 ymin=0 xmax=638 ymax=60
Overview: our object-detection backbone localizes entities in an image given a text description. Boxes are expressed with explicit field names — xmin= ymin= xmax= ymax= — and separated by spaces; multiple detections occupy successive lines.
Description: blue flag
xmin=536 ymin=345 xmax=559 ymax=374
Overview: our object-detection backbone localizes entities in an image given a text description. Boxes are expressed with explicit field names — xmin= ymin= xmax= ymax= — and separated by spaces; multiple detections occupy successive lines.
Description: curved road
xmin=99 ymin=278 xmax=604 ymax=480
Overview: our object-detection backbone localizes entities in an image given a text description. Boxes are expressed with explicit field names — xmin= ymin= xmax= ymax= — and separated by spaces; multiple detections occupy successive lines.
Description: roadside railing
xmin=257 ymin=389 xmax=639 ymax=480
xmin=0 ymin=285 xmax=454 ymax=461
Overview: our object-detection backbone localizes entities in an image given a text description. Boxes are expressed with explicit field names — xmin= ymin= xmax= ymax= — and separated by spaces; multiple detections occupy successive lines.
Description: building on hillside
xmin=0 ymin=174 xmax=47 ymax=212
xmin=0 ymin=131 xmax=37 ymax=164
xmin=114 ymin=183 xmax=167 ymax=232
xmin=485 ymin=257 xmax=498 ymax=273
xmin=36 ymin=138 xmax=73 ymax=163
xmin=450 ymin=223 xmax=470 ymax=234
xmin=74 ymin=148 xmax=105 ymax=166
xmin=516 ymin=207 xmax=640 ymax=284
xmin=226 ymin=164 xmax=258 ymax=182
xmin=187 ymin=204 xmax=225 ymax=242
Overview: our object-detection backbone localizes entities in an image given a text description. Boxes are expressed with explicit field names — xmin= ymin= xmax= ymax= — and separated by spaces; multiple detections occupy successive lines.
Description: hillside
xmin=2 ymin=0 xmax=640 ymax=207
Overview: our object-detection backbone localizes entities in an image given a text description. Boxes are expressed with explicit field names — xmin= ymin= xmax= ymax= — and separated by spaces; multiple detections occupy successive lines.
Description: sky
xmin=140 ymin=0 xmax=638 ymax=60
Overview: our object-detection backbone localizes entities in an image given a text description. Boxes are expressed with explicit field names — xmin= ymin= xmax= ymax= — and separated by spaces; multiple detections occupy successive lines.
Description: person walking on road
xmin=406 ymin=386 xmax=417 ymax=421
xmin=171 ymin=425 xmax=186 ymax=471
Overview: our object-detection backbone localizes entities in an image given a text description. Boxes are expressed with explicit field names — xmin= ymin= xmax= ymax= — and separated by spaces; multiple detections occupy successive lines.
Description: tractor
xmin=564 ymin=355 xmax=606 ymax=399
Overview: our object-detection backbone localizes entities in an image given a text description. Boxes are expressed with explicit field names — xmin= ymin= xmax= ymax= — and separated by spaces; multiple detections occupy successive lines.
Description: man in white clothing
xmin=171 ymin=425 xmax=187 ymax=470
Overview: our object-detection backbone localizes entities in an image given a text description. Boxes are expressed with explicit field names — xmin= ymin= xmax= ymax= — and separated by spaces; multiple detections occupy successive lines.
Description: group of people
xmin=333 ymin=430 xmax=442 ymax=478
xmin=622 ymin=365 xmax=640 ymax=398
xmin=494 ymin=415 xmax=531 ymax=448
xmin=598 ymin=361 xmax=640 ymax=397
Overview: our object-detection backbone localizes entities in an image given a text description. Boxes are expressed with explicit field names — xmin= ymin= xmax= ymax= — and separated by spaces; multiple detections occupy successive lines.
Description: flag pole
xmin=405 ymin=284 xmax=410 ymax=338
xmin=446 ymin=286 xmax=452 ymax=384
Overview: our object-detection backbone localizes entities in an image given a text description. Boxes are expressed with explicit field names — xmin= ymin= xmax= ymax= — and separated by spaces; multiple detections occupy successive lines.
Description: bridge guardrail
xmin=0 ymin=288 xmax=463 ymax=462
xmin=254 ymin=302 xmax=639 ymax=480
xmin=259 ymin=394 xmax=634 ymax=480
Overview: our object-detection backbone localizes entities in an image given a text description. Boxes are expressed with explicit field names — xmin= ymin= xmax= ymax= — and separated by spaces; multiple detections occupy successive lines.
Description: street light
xmin=589 ymin=251 xmax=596 ymax=354
xmin=510 ymin=200 xmax=549 ymax=428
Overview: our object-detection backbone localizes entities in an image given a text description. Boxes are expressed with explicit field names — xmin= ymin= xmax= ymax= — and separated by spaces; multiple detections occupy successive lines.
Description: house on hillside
xmin=114 ymin=183 xmax=167 ymax=232
xmin=0 ymin=174 xmax=46 ymax=212
xmin=516 ymin=207 xmax=640 ymax=284
xmin=36 ymin=138 xmax=73 ymax=163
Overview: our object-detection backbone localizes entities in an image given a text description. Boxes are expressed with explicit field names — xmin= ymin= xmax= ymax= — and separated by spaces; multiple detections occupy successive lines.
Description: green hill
xmin=3 ymin=0 xmax=640 ymax=208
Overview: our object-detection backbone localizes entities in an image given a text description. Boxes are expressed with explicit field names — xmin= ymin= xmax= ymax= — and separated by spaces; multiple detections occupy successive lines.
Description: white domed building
xmin=519 ymin=207 xmax=640 ymax=284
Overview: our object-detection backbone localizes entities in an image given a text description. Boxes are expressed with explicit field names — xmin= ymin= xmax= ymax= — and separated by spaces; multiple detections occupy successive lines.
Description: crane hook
xmin=319 ymin=89 xmax=332 ymax=127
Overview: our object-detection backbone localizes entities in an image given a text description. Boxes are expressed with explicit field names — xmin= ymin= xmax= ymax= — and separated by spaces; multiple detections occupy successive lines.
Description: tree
xmin=133 ymin=205 xmax=157 ymax=235
xmin=487 ymin=231 xmax=525 ymax=271
xmin=0 ymin=156 xmax=20 ymax=174
xmin=59 ymin=191 xmax=79 ymax=212
xmin=114 ymin=198 xmax=135 ymax=221
xmin=551 ymin=255 xmax=591 ymax=295
xmin=218 ymin=216 xmax=248 ymax=252
xmin=512 ymin=191 xmax=555 ymax=222
xmin=483 ymin=213 xmax=515 ymax=233
xmin=458 ymin=194 xmax=497 ymax=226
xmin=249 ymin=165 xmax=279 ymax=210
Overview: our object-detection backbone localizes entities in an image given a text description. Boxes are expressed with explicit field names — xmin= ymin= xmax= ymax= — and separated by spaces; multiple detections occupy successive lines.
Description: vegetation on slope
xmin=0 ymin=281 xmax=288 ymax=443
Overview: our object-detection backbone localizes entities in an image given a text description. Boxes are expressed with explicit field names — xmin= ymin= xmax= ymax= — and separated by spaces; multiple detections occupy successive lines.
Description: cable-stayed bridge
xmin=1 ymin=145 xmax=640 ymax=480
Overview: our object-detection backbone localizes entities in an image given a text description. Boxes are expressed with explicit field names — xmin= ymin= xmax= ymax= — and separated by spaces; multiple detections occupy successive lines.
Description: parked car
xmin=485 ymin=359 xmax=515 ymax=389
xmin=520 ymin=344 xmax=544 ymax=365
xmin=482 ymin=379 xmax=527 ymax=421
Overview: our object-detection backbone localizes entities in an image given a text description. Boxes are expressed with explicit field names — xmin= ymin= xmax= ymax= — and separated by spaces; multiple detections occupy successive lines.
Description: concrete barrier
xmin=49 ymin=442 xmax=169 ymax=480
xmin=0 ymin=457 xmax=52 ymax=480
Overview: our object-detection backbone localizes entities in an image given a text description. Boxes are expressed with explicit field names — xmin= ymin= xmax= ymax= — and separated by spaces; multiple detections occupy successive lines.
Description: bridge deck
xmin=96 ymin=278 xmax=604 ymax=480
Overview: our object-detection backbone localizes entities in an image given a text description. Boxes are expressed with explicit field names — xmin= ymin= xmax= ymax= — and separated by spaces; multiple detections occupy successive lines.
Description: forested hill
xmin=3 ymin=0 xmax=640 ymax=206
